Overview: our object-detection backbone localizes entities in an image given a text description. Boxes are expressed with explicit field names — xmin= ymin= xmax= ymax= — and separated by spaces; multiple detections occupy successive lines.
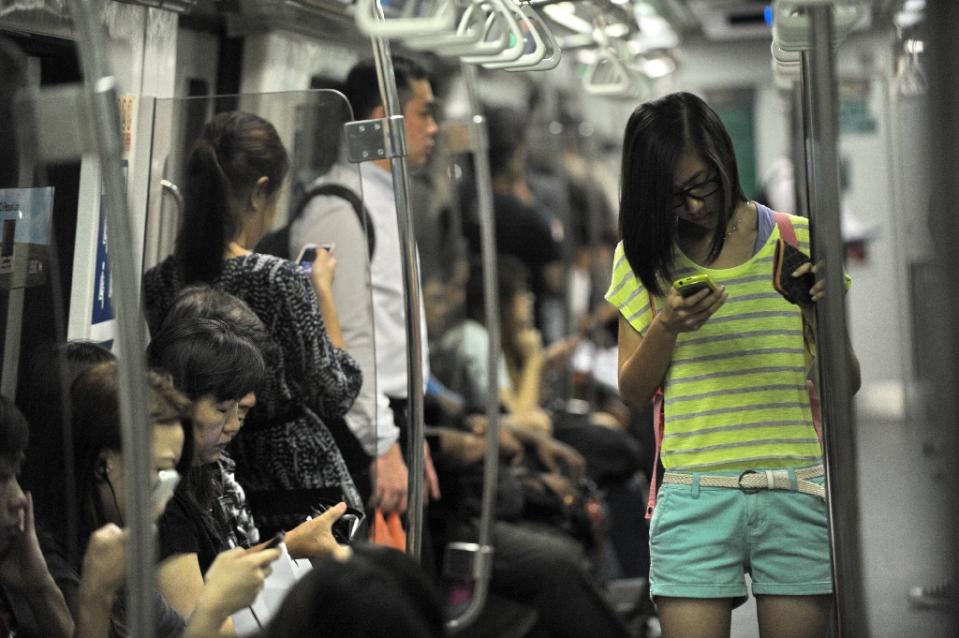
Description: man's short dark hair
xmin=342 ymin=56 xmax=431 ymax=120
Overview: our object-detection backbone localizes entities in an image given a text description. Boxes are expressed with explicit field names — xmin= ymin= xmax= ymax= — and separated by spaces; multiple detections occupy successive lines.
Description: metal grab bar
xmin=798 ymin=5 xmax=868 ymax=636
xmin=355 ymin=0 xmax=457 ymax=39
xmin=484 ymin=3 xmax=548 ymax=70
xmin=460 ymin=0 xmax=525 ymax=64
xmin=445 ymin=61 xmax=501 ymax=633
xmin=71 ymin=2 xmax=155 ymax=637
xmin=582 ymin=48 xmax=634 ymax=96
xmin=364 ymin=6 xmax=428 ymax=560
xmin=403 ymin=0 xmax=487 ymax=51
xmin=504 ymin=5 xmax=563 ymax=72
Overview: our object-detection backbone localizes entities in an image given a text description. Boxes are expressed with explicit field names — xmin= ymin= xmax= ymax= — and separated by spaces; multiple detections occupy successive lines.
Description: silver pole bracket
xmin=344 ymin=115 xmax=408 ymax=163
xmin=444 ymin=542 xmax=494 ymax=581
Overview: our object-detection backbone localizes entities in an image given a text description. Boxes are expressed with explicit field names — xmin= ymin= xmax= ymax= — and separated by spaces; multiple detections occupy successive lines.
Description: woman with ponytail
xmin=143 ymin=111 xmax=364 ymax=533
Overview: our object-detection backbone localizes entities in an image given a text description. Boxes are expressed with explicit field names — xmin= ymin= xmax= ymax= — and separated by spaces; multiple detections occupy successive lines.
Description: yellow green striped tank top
xmin=606 ymin=213 xmax=822 ymax=471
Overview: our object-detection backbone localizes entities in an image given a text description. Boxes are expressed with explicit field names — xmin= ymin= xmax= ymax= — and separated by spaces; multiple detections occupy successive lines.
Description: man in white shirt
xmin=291 ymin=57 xmax=438 ymax=514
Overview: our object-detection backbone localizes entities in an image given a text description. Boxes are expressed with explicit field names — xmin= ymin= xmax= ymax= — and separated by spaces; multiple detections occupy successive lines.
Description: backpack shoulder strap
xmin=645 ymin=291 xmax=666 ymax=520
xmin=293 ymin=183 xmax=377 ymax=258
xmin=774 ymin=211 xmax=798 ymax=248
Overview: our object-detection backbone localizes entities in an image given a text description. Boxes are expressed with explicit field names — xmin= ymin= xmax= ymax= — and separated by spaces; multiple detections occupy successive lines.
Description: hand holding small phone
xmin=296 ymin=243 xmax=336 ymax=273
xmin=773 ymin=241 xmax=816 ymax=306
xmin=151 ymin=469 xmax=180 ymax=518
xmin=673 ymin=274 xmax=717 ymax=298
xmin=662 ymin=273 xmax=726 ymax=334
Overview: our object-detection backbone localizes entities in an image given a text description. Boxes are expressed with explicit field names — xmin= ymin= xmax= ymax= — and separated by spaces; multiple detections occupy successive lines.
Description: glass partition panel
xmin=419 ymin=122 xmax=484 ymax=424
xmin=143 ymin=90 xmax=378 ymax=577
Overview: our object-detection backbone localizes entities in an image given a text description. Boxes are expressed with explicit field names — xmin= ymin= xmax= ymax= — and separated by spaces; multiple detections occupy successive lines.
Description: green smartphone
xmin=673 ymin=274 xmax=717 ymax=298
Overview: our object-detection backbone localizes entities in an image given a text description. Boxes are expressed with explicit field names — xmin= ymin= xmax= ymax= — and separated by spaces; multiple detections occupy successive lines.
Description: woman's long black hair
xmin=618 ymin=92 xmax=746 ymax=296
xmin=176 ymin=111 xmax=290 ymax=284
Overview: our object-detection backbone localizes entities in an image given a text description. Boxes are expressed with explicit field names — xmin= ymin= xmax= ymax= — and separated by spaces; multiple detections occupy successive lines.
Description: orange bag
xmin=371 ymin=510 xmax=406 ymax=551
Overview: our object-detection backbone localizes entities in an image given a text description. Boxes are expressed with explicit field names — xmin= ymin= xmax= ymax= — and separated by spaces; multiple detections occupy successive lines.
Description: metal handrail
xmin=365 ymin=7 xmax=428 ymax=560
xmin=355 ymin=0 xmax=456 ymax=38
xmin=799 ymin=5 xmax=868 ymax=636
xmin=445 ymin=61 xmax=500 ymax=633
xmin=403 ymin=0 xmax=486 ymax=51
xmin=71 ymin=2 xmax=155 ymax=637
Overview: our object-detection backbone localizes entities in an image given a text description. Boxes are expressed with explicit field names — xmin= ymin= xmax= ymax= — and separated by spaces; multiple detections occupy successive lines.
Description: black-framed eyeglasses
xmin=672 ymin=179 xmax=721 ymax=209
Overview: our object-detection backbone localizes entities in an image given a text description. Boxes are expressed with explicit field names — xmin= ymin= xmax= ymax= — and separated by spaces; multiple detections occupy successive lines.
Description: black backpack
xmin=256 ymin=183 xmax=376 ymax=260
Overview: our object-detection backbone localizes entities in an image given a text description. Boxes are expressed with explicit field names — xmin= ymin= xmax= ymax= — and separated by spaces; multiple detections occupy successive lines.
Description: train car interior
xmin=1 ymin=0 xmax=957 ymax=636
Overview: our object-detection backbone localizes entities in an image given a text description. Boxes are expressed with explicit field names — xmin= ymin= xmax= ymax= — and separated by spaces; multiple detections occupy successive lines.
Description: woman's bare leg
xmin=757 ymin=594 xmax=832 ymax=638
xmin=658 ymin=597 xmax=733 ymax=638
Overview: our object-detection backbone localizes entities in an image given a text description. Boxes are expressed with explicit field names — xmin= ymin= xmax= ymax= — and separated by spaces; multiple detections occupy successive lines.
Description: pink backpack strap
xmin=774 ymin=211 xmax=798 ymax=247
xmin=773 ymin=211 xmax=824 ymax=447
xmin=646 ymin=388 xmax=665 ymax=520
xmin=645 ymin=291 xmax=666 ymax=520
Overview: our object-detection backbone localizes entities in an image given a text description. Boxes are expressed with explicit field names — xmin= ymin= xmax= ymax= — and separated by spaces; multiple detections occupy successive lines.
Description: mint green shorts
xmin=648 ymin=470 xmax=833 ymax=606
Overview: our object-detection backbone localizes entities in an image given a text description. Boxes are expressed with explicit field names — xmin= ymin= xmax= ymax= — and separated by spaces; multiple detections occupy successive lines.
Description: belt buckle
xmin=738 ymin=469 xmax=761 ymax=494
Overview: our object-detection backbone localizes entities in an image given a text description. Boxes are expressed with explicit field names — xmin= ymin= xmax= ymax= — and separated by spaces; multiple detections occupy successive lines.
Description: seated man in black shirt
xmin=0 ymin=395 xmax=72 ymax=638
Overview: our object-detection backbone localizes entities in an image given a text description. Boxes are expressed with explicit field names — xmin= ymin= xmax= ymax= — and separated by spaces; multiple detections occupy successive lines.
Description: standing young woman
xmin=607 ymin=92 xmax=860 ymax=638
xmin=143 ymin=112 xmax=363 ymax=531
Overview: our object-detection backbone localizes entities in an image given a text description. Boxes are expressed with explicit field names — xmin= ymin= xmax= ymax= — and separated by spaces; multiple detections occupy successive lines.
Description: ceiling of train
xmin=0 ymin=1 xmax=918 ymax=58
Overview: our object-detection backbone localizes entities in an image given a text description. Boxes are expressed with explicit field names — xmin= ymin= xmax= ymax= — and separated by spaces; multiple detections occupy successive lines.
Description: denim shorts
xmin=648 ymin=469 xmax=833 ymax=606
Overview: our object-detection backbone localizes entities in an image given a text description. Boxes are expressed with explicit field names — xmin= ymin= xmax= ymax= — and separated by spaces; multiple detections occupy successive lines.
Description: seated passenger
xmin=462 ymin=105 xmax=564 ymax=339
xmin=0 ymin=395 xmax=73 ymax=638
xmin=17 ymin=340 xmax=115 ymax=543
xmin=432 ymin=255 xmax=559 ymax=433
xmin=142 ymin=111 xmax=364 ymax=532
xmin=262 ymin=544 xmax=445 ymax=638
xmin=147 ymin=316 xmax=349 ymax=631
xmin=158 ymin=286 xmax=354 ymax=559
xmin=66 ymin=364 xmax=279 ymax=638
xmin=426 ymin=425 xmax=628 ymax=638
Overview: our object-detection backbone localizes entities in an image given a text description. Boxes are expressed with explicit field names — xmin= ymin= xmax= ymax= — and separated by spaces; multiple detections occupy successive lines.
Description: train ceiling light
xmin=0 ymin=0 xmax=67 ymax=18
xmin=114 ymin=0 xmax=200 ymax=12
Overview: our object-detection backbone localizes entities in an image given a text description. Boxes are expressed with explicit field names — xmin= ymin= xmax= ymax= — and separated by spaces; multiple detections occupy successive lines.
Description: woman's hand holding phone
xmin=308 ymin=244 xmax=337 ymax=297
xmin=284 ymin=502 xmax=353 ymax=560
xmin=193 ymin=546 xmax=280 ymax=627
xmin=659 ymin=281 xmax=727 ymax=335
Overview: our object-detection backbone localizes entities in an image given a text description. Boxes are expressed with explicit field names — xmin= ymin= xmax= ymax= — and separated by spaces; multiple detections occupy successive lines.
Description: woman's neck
xmin=224 ymin=240 xmax=252 ymax=259
xmin=679 ymin=200 xmax=757 ymax=267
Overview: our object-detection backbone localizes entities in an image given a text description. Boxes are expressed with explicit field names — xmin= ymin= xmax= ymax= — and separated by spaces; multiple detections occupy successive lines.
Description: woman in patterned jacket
xmin=607 ymin=92 xmax=860 ymax=638
xmin=143 ymin=111 xmax=363 ymax=534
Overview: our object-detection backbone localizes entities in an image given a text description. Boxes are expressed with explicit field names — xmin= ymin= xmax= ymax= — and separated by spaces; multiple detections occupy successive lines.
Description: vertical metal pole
xmin=446 ymin=62 xmax=500 ymax=632
xmin=926 ymin=0 xmax=959 ymax=627
xmin=580 ymin=123 xmax=604 ymax=407
xmin=71 ymin=3 xmax=154 ymax=637
xmin=791 ymin=82 xmax=810 ymax=219
xmin=539 ymin=87 xmax=575 ymax=405
xmin=803 ymin=7 xmax=867 ymax=637
xmin=367 ymin=8 xmax=427 ymax=559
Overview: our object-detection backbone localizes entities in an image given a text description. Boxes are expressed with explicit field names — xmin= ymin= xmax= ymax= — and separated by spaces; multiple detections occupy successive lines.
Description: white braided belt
xmin=661 ymin=465 xmax=826 ymax=499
